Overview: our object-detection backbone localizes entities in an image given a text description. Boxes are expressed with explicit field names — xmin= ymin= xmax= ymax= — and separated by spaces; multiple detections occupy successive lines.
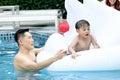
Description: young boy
xmin=68 ymin=19 xmax=100 ymax=59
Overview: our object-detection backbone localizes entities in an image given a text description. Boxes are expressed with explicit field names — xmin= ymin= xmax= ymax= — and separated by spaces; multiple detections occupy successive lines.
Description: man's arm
xmin=15 ymin=50 xmax=66 ymax=71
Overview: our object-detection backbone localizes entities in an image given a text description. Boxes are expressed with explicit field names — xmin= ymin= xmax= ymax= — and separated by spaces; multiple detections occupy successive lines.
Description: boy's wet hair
xmin=14 ymin=29 xmax=29 ymax=43
xmin=75 ymin=19 xmax=90 ymax=29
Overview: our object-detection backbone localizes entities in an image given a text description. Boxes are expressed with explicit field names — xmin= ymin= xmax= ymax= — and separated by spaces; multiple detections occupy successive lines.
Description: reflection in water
xmin=15 ymin=70 xmax=40 ymax=80
xmin=14 ymin=70 xmax=53 ymax=80
xmin=15 ymin=70 xmax=120 ymax=80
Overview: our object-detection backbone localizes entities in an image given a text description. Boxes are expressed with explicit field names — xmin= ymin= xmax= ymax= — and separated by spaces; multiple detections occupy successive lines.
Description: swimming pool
xmin=0 ymin=31 xmax=120 ymax=80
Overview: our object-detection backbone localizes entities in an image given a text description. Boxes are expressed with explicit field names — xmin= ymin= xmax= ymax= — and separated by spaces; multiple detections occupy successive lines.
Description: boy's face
xmin=76 ymin=24 xmax=90 ymax=38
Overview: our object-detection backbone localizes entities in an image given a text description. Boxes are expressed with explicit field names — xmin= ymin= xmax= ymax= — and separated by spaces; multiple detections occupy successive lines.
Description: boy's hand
xmin=71 ymin=53 xmax=80 ymax=59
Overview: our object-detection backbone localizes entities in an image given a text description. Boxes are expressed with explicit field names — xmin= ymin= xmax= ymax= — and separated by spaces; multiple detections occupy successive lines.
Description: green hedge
xmin=0 ymin=0 xmax=83 ymax=18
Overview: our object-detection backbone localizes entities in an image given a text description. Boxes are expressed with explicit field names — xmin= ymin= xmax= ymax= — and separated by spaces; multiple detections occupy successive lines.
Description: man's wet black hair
xmin=14 ymin=29 xmax=29 ymax=43
xmin=75 ymin=19 xmax=90 ymax=29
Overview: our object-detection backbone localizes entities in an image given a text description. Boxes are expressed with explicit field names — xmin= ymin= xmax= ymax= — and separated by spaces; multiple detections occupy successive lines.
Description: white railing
xmin=0 ymin=5 xmax=62 ymax=31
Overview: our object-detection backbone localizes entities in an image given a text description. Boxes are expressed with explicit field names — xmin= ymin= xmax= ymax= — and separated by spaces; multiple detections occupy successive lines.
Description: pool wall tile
xmin=0 ymin=32 xmax=51 ymax=51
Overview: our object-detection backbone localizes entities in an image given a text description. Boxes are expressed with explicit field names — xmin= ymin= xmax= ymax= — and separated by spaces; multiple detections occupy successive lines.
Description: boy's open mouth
xmin=85 ymin=34 xmax=89 ymax=36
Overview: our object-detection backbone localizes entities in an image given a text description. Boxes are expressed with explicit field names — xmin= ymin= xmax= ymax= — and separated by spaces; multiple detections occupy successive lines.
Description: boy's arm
xmin=91 ymin=35 xmax=100 ymax=48
xmin=68 ymin=37 xmax=77 ymax=54
xmin=68 ymin=37 xmax=78 ymax=59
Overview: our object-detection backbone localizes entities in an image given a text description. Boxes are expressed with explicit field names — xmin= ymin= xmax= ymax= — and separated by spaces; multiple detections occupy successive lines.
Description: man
xmin=14 ymin=29 xmax=66 ymax=71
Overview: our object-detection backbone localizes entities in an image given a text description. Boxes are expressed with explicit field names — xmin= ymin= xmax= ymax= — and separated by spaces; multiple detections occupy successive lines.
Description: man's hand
xmin=53 ymin=49 xmax=67 ymax=60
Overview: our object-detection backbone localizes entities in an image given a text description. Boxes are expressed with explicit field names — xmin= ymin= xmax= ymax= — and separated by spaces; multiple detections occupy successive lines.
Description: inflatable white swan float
xmin=37 ymin=0 xmax=120 ymax=71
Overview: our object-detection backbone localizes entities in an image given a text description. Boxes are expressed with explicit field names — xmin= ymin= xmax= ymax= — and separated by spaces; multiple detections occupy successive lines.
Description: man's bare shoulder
xmin=14 ymin=53 xmax=26 ymax=70
xmin=14 ymin=52 xmax=35 ymax=70
xmin=14 ymin=53 xmax=25 ymax=62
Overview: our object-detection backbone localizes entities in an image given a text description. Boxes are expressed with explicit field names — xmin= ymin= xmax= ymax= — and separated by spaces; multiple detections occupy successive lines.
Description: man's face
xmin=20 ymin=32 xmax=34 ymax=50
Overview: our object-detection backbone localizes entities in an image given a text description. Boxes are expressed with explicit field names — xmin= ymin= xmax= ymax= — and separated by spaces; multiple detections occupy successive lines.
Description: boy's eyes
xmin=83 ymin=29 xmax=86 ymax=31
xmin=82 ymin=28 xmax=90 ymax=31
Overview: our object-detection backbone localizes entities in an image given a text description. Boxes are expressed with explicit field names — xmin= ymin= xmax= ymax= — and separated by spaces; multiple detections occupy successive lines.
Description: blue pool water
xmin=0 ymin=31 xmax=120 ymax=80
